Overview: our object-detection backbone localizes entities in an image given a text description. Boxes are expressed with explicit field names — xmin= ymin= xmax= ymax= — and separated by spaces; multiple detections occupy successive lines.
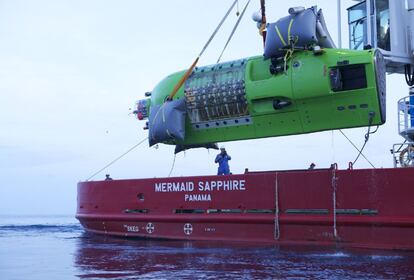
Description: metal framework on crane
xmin=344 ymin=0 xmax=414 ymax=166
xmin=346 ymin=0 xmax=413 ymax=73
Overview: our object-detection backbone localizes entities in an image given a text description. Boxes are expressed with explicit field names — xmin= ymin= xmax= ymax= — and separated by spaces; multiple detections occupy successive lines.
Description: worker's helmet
xmin=220 ymin=145 xmax=226 ymax=150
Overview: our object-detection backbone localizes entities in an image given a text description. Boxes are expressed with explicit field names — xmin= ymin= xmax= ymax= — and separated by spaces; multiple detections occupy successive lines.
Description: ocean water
xmin=1 ymin=216 xmax=414 ymax=280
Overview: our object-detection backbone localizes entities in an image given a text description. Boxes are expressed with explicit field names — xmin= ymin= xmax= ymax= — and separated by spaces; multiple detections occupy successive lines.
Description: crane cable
xmin=216 ymin=0 xmax=251 ymax=64
xmin=351 ymin=113 xmax=378 ymax=166
xmin=338 ymin=113 xmax=377 ymax=168
xmin=168 ymin=153 xmax=177 ymax=177
xmin=167 ymin=0 xmax=239 ymax=101
xmin=339 ymin=130 xmax=376 ymax=168
xmin=85 ymin=137 xmax=148 ymax=181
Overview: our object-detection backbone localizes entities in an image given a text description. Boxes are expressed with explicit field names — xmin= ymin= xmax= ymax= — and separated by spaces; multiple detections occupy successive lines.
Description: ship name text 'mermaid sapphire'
xmin=154 ymin=179 xmax=246 ymax=202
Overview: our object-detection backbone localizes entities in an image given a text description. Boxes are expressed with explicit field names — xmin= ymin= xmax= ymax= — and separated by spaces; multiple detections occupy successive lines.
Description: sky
xmin=0 ymin=0 xmax=408 ymax=216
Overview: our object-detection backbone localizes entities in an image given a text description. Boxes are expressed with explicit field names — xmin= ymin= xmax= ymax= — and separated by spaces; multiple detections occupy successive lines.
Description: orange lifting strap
xmin=167 ymin=0 xmax=239 ymax=101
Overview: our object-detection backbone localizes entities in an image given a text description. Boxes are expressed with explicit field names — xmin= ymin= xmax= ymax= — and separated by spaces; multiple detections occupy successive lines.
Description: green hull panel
xmin=143 ymin=48 xmax=386 ymax=146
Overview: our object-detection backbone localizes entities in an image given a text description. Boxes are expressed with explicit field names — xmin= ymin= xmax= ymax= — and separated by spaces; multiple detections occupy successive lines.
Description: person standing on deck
xmin=215 ymin=146 xmax=231 ymax=175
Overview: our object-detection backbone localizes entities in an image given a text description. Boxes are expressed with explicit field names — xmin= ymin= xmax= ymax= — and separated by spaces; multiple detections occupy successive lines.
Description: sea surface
xmin=1 ymin=216 xmax=414 ymax=280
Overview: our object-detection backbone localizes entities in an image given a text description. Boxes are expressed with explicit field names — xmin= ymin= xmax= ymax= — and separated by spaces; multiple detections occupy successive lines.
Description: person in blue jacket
xmin=215 ymin=146 xmax=231 ymax=175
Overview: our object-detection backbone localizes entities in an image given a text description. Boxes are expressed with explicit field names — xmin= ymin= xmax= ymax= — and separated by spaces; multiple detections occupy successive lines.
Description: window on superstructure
xmin=376 ymin=0 xmax=390 ymax=51
xmin=348 ymin=2 xmax=368 ymax=50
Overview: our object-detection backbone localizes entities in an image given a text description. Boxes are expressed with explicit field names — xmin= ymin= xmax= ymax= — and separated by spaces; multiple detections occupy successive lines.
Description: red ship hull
xmin=76 ymin=167 xmax=414 ymax=250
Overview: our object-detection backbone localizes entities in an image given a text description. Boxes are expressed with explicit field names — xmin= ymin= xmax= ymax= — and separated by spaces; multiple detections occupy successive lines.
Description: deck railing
xmin=398 ymin=96 xmax=414 ymax=141
xmin=391 ymin=142 xmax=414 ymax=168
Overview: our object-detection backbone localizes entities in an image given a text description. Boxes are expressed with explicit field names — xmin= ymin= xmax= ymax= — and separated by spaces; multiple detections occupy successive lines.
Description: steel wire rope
xmin=216 ymin=0 xmax=251 ymax=64
xmin=331 ymin=130 xmax=335 ymax=165
xmin=351 ymin=113 xmax=377 ymax=166
xmin=168 ymin=153 xmax=177 ymax=177
xmin=338 ymin=128 xmax=376 ymax=168
xmin=338 ymin=112 xmax=378 ymax=168
xmin=167 ymin=0 xmax=238 ymax=101
xmin=85 ymin=137 xmax=148 ymax=181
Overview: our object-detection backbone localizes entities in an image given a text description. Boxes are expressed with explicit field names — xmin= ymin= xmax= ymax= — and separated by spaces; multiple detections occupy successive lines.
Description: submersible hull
xmin=137 ymin=48 xmax=386 ymax=150
xmin=76 ymin=167 xmax=414 ymax=250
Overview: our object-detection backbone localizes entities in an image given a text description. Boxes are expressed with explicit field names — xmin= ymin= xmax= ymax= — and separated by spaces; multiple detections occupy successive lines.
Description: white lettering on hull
xmin=123 ymin=225 xmax=139 ymax=232
xmin=198 ymin=179 xmax=245 ymax=191
xmin=184 ymin=193 xmax=212 ymax=202
xmin=154 ymin=179 xmax=246 ymax=202
xmin=155 ymin=182 xmax=194 ymax=192
xmin=155 ymin=180 xmax=245 ymax=192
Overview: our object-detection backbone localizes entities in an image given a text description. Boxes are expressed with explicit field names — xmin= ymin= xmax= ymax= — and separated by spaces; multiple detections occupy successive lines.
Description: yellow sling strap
xmin=275 ymin=25 xmax=287 ymax=46
xmin=275 ymin=18 xmax=295 ymax=47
